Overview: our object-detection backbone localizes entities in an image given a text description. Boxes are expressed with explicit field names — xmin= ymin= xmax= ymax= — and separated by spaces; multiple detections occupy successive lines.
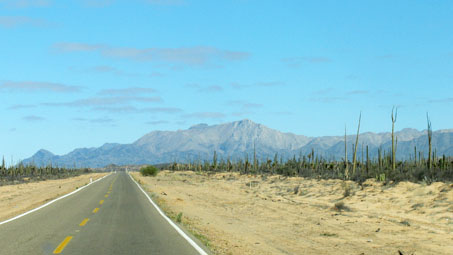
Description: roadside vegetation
xmin=164 ymin=110 xmax=453 ymax=184
xmin=0 ymin=160 xmax=92 ymax=186
xmin=140 ymin=165 xmax=159 ymax=177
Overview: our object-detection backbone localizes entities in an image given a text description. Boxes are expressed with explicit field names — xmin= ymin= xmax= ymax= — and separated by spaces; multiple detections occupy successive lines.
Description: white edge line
xmin=128 ymin=173 xmax=208 ymax=255
xmin=0 ymin=172 xmax=112 ymax=226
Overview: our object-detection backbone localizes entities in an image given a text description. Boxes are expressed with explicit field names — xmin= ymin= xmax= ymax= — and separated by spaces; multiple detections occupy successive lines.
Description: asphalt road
xmin=0 ymin=172 xmax=208 ymax=255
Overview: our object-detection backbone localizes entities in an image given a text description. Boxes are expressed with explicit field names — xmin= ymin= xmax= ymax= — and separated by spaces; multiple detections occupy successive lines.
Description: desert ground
xmin=131 ymin=171 xmax=453 ymax=255
xmin=0 ymin=172 xmax=108 ymax=222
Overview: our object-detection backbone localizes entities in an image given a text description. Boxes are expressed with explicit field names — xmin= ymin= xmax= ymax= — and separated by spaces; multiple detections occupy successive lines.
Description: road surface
xmin=0 ymin=172 xmax=208 ymax=255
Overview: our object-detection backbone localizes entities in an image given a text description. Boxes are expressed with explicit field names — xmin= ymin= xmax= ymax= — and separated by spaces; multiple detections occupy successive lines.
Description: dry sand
xmin=131 ymin=171 xmax=453 ymax=255
xmin=0 ymin=173 xmax=108 ymax=222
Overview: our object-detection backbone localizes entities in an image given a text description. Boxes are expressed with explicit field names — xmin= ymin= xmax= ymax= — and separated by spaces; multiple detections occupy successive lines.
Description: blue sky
xmin=1 ymin=0 xmax=453 ymax=161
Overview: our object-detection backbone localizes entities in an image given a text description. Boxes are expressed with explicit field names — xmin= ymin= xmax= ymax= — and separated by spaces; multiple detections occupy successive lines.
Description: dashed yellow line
xmin=105 ymin=194 xmax=109 ymax=198
xmin=53 ymin=236 xmax=73 ymax=254
xmin=92 ymin=208 xmax=99 ymax=213
xmin=99 ymin=200 xmax=104 ymax=205
xmin=79 ymin=218 xmax=89 ymax=226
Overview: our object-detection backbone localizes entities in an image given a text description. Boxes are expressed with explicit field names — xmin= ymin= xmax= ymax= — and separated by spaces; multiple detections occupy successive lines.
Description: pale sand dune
xmin=0 ymin=173 xmax=108 ymax=222
xmin=132 ymin=171 xmax=453 ymax=255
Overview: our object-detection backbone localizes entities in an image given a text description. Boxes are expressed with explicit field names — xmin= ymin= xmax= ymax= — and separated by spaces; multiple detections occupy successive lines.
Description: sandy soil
xmin=131 ymin=171 xmax=453 ymax=255
xmin=0 ymin=173 xmax=108 ymax=222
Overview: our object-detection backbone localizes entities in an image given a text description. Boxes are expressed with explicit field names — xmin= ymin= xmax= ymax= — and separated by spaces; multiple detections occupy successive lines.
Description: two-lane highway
xmin=0 ymin=172 xmax=207 ymax=255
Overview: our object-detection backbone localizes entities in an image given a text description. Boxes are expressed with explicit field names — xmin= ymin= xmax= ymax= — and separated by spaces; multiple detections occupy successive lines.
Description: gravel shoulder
xmin=0 ymin=172 xmax=108 ymax=222
xmin=131 ymin=170 xmax=453 ymax=255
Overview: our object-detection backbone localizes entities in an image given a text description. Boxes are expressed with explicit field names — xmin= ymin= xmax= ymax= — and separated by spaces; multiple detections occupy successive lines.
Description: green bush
xmin=140 ymin=165 xmax=159 ymax=177
xmin=176 ymin=212 xmax=183 ymax=223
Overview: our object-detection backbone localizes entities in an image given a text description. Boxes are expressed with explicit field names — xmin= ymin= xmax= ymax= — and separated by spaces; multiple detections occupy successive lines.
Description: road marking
xmin=93 ymin=208 xmax=99 ymax=213
xmin=0 ymin=173 xmax=112 ymax=226
xmin=129 ymin=173 xmax=208 ymax=255
xmin=107 ymin=191 xmax=111 ymax=194
xmin=99 ymin=200 xmax=104 ymax=205
xmin=105 ymin=194 xmax=109 ymax=198
xmin=53 ymin=236 xmax=73 ymax=254
xmin=79 ymin=218 xmax=89 ymax=226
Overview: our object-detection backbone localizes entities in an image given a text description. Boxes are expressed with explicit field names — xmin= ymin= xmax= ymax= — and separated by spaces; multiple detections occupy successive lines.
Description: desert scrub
xmin=140 ymin=165 xmax=159 ymax=177
xmin=176 ymin=212 xmax=183 ymax=223
xmin=342 ymin=182 xmax=353 ymax=197
xmin=333 ymin=201 xmax=350 ymax=212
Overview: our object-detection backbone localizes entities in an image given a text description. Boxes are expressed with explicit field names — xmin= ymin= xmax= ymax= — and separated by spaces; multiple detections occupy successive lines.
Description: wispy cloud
xmin=230 ymin=82 xmax=248 ymax=89
xmin=144 ymin=107 xmax=183 ymax=113
xmin=74 ymin=117 xmax=114 ymax=123
xmin=97 ymin=87 xmax=157 ymax=96
xmin=43 ymin=96 xmax=162 ymax=107
xmin=0 ymin=81 xmax=81 ymax=93
xmin=185 ymin=83 xmax=223 ymax=93
xmin=93 ymin=106 xmax=182 ymax=114
xmin=85 ymin=65 xmax=139 ymax=76
xmin=182 ymin=112 xmax=225 ymax=119
xmin=7 ymin=104 xmax=36 ymax=110
xmin=91 ymin=106 xmax=138 ymax=113
xmin=23 ymin=115 xmax=45 ymax=121
xmin=230 ymin=81 xmax=284 ymax=89
xmin=54 ymin=42 xmax=103 ymax=52
xmin=0 ymin=0 xmax=51 ymax=8
xmin=149 ymin=72 xmax=164 ymax=77
xmin=428 ymin=98 xmax=453 ymax=104
xmin=53 ymin=42 xmax=250 ymax=67
xmin=281 ymin=57 xmax=331 ymax=68
xmin=145 ymin=120 xmax=170 ymax=125
xmin=0 ymin=16 xmax=47 ymax=28
xmin=227 ymin=100 xmax=262 ymax=110
xmin=347 ymin=90 xmax=369 ymax=95
xmin=198 ymin=85 xmax=223 ymax=93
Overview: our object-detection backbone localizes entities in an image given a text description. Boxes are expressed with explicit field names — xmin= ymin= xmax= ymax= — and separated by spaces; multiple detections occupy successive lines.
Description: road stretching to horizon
xmin=0 ymin=172 xmax=207 ymax=255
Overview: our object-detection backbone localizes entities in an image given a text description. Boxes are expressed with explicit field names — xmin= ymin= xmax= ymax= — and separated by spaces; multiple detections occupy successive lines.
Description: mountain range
xmin=23 ymin=119 xmax=453 ymax=168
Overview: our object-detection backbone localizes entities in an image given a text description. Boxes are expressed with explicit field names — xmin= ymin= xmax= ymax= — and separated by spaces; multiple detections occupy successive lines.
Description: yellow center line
xmin=53 ymin=236 xmax=73 ymax=254
xmin=99 ymin=200 xmax=104 ymax=205
xmin=105 ymin=194 xmax=109 ymax=198
xmin=93 ymin=208 xmax=99 ymax=213
xmin=79 ymin=218 xmax=89 ymax=226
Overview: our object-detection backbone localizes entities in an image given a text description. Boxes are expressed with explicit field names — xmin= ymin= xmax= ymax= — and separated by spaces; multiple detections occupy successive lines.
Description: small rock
xmin=375 ymin=228 xmax=380 ymax=232
xmin=161 ymin=192 xmax=167 ymax=196
xmin=367 ymin=239 xmax=372 ymax=242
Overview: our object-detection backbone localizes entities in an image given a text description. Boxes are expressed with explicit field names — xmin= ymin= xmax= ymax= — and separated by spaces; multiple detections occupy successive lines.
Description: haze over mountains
xmin=23 ymin=119 xmax=453 ymax=168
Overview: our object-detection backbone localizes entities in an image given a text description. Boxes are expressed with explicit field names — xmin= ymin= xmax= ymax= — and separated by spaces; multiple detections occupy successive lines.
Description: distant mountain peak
xmin=189 ymin=123 xmax=209 ymax=129
xmin=22 ymin=119 xmax=453 ymax=168
xmin=35 ymin=149 xmax=54 ymax=156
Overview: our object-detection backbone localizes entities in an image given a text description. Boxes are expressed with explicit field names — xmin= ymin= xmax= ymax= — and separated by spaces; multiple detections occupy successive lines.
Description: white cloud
xmin=0 ymin=81 xmax=81 ymax=93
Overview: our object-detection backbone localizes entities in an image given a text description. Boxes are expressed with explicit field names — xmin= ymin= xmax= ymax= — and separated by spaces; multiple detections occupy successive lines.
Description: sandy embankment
xmin=131 ymin=171 xmax=453 ymax=255
xmin=0 ymin=173 xmax=108 ymax=222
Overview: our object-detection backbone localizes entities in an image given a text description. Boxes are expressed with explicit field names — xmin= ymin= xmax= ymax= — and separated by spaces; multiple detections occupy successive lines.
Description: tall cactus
xmin=391 ymin=107 xmax=398 ymax=171
xmin=253 ymin=141 xmax=257 ymax=172
xmin=352 ymin=112 xmax=361 ymax=176
xmin=344 ymin=125 xmax=348 ymax=177
xmin=427 ymin=113 xmax=432 ymax=170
